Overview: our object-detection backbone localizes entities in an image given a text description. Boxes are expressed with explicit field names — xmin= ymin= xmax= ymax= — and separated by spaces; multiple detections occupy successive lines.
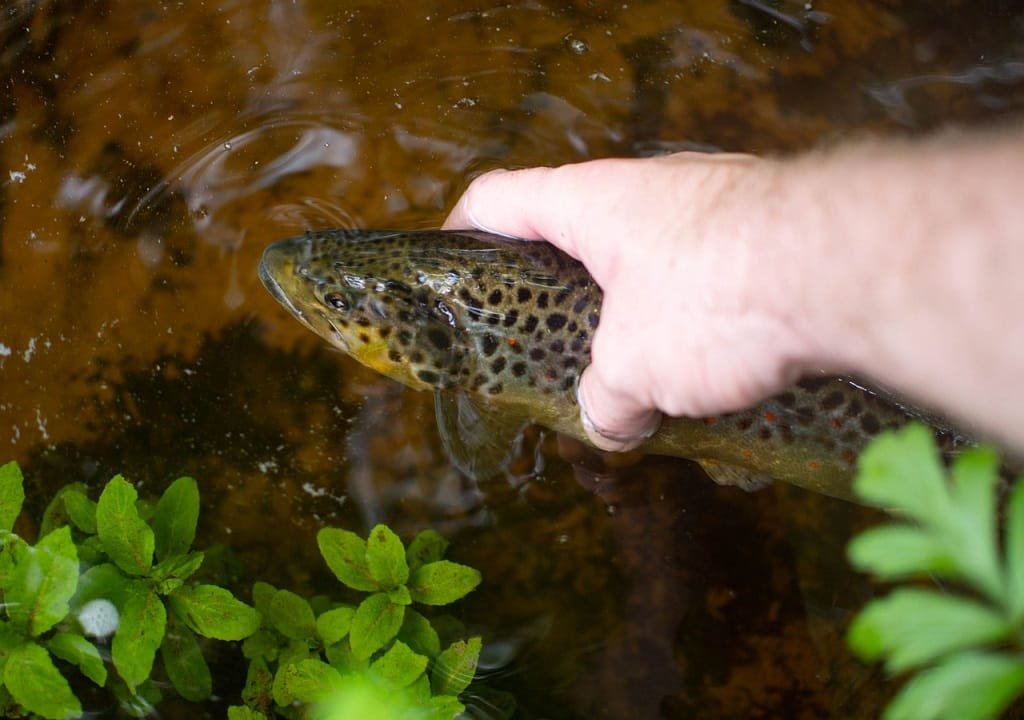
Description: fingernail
xmin=576 ymin=383 xmax=659 ymax=452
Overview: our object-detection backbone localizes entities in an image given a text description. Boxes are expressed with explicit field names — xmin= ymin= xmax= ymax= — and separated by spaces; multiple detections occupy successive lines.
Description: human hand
xmin=443 ymin=153 xmax=824 ymax=451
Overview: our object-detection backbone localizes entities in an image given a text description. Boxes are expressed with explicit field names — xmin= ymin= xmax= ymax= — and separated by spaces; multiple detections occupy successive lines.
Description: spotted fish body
xmin=259 ymin=229 xmax=962 ymax=497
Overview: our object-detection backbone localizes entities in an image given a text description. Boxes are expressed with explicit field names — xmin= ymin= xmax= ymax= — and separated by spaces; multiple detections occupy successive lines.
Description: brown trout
xmin=259 ymin=228 xmax=967 ymax=498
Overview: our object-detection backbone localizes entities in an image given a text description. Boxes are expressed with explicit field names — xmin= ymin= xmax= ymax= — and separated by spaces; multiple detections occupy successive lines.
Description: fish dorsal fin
xmin=434 ymin=389 xmax=526 ymax=480
xmin=696 ymin=459 xmax=774 ymax=492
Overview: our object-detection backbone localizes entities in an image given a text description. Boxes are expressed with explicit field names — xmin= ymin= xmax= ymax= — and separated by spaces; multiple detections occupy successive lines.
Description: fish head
xmin=259 ymin=230 xmax=469 ymax=391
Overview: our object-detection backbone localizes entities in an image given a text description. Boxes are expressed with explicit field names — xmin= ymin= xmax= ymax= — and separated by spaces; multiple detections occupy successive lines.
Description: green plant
xmin=847 ymin=423 xmax=1024 ymax=720
xmin=0 ymin=461 xmax=260 ymax=718
xmin=233 ymin=525 xmax=484 ymax=719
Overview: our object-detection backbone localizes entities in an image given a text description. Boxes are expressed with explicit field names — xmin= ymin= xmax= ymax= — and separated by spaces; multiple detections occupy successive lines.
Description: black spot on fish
xmin=562 ymin=357 xmax=578 ymax=369
xmin=537 ymin=292 xmax=549 ymax=309
xmin=800 ymin=376 xmax=832 ymax=392
xmin=758 ymin=426 xmax=772 ymax=440
xmin=410 ymin=351 xmax=424 ymax=363
xmin=491 ymin=357 xmax=507 ymax=374
xmin=561 ymin=376 xmax=575 ymax=391
xmin=776 ymin=392 xmax=796 ymax=407
xmin=570 ymin=337 xmax=584 ymax=353
xmin=481 ymin=334 xmax=499 ymax=357
xmin=573 ymin=296 xmax=590 ymax=314
xmin=550 ymin=339 xmax=565 ymax=353
xmin=356 ymin=318 xmax=371 ymax=327
xmin=860 ymin=413 xmax=881 ymax=434
xmin=379 ymin=327 xmax=392 ymax=339
xmin=488 ymin=289 xmax=503 ymax=305
xmin=820 ymin=391 xmax=844 ymax=410
xmin=523 ymin=316 xmax=539 ymax=333
xmin=398 ymin=330 xmax=412 ymax=345
xmin=488 ymin=383 xmax=504 ymax=395
xmin=736 ymin=417 xmax=754 ymax=431
xmin=517 ymin=288 xmax=532 ymax=303
xmin=426 ymin=329 xmax=450 ymax=351
xmin=567 ymin=321 xmax=578 ymax=333
xmin=512 ymin=362 xmax=527 ymax=377
xmin=417 ymin=370 xmax=440 ymax=385
xmin=386 ymin=280 xmax=412 ymax=295
xmin=529 ymin=348 xmax=546 ymax=361
xmin=586 ymin=312 xmax=599 ymax=329
xmin=846 ymin=400 xmax=862 ymax=416
xmin=554 ymin=290 xmax=570 ymax=306
xmin=388 ymin=349 xmax=402 ymax=362
xmin=398 ymin=310 xmax=413 ymax=323
xmin=546 ymin=314 xmax=568 ymax=331
xmin=471 ymin=374 xmax=487 ymax=390
xmin=358 ymin=333 xmax=370 ymax=344
xmin=503 ymin=308 xmax=519 ymax=328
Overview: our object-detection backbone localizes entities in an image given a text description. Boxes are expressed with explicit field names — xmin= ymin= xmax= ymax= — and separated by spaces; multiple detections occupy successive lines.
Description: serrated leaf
xmin=406 ymin=529 xmax=449 ymax=573
xmin=169 ymin=584 xmax=260 ymax=640
xmin=0 ymin=462 xmax=24 ymax=533
xmin=63 ymin=488 xmax=97 ymax=535
xmin=152 ymin=476 xmax=199 ymax=562
xmin=884 ymin=651 xmax=1024 ymax=720
xmin=370 ymin=639 xmax=428 ymax=688
xmin=4 ymin=641 xmax=82 ymax=719
xmin=854 ymin=424 xmax=951 ymax=527
xmin=366 ymin=524 xmax=409 ymax=588
xmin=279 ymin=658 xmax=343 ymax=704
xmin=400 ymin=608 xmax=441 ymax=658
xmin=268 ymin=589 xmax=317 ymax=641
xmin=47 ymin=631 xmax=107 ymax=686
xmin=96 ymin=476 xmax=155 ymax=576
xmin=431 ymin=636 xmax=481 ymax=696
xmin=112 ymin=584 xmax=166 ymax=690
xmin=316 ymin=606 xmax=354 ymax=646
xmin=161 ymin=613 xmax=211 ymax=701
xmin=946 ymin=448 xmax=1003 ymax=603
xmin=1007 ymin=480 xmax=1024 ymax=622
xmin=317 ymin=528 xmax=378 ymax=592
xmin=848 ymin=588 xmax=1010 ymax=672
xmin=408 ymin=560 xmax=481 ymax=606
xmin=7 ymin=526 xmax=79 ymax=636
xmin=350 ymin=592 xmax=404 ymax=660
xmin=847 ymin=525 xmax=956 ymax=580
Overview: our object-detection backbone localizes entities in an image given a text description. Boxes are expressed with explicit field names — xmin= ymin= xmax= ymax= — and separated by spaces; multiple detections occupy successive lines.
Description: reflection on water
xmin=2 ymin=1 xmax=1023 ymax=717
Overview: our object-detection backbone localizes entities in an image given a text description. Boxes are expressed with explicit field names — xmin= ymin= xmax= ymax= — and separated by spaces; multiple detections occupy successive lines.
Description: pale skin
xmin=442 ymin=129 xmax=1024 ymax=453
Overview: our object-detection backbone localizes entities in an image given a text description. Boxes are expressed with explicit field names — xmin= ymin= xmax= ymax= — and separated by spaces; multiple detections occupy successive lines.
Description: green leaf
xmin=1006 ymin=479 xmax=1024 ymax=622
xmin=399 ymin=608 xmax=441 ymax=658
xmin=152 ymin=476 xmax=199 ymax=562
xmin=326 ymin=639 xmax=366 ymax=674
xmin=241 ymin=655 xmax=274 ymax=708
xmin=848 ymin=588 xmax=1010 ymax=672
xmin=169 ymin=583 xmax=260 ymax=640
xmin=854 ymin=424 xmax=951 ymax=527
xmin=76 ymin=535 xmax=106 ymax=565
xmin=431 ymin=636 xmax=481 ymax=696
xmin=423 ymin=694 xmax=467 ymax=719
xmin=408 ymin=560 xmax=481 ymax=606
xmin=847 ymin=525 xmax=956 ymax=580
xmin=251 ymin=581 xmax=277 ymax=617
xmin=388 ymin=585 xmax=412 ymax=606
xmin=268 ymin=589 xmax=317 ymax=641
xmin=152 ymin=552 xmax=205 ymax=594
xmin=96 ymin=475 xmax=155 ymax=576
xmin=7 ymin=525 xmax=79 ymax=636
xmin=406 ymin=529 xmax=449 ymax=573
xmin=4 ymin=641 xmax=82 ymax=719
xmin=0 ymin=462 xmax=24 ymax=533
xmin=161 ymin=613 xmax=212 ymax=701
xmin=112 ymin=584 xmax=167 ymax=690
xmin=316 ymin=606 xmax=355 ymax=646
xmin=947 ymin=447 xmax=1003 ymax=603
xmin=47 ymin=631 xmax=107 ymax=686
xmin=350 ymin=592 xmax=405 ymax=660
xmin=74 ymin=562 xmax=133 ymax=609
xmin=317 ymin=528 xmax=378 ymax=592
xmin=366 ymin=524 xmax=409 ymax=588
xmin=370 ymin=639 xmax=428 ymax=688
xmin=884 ymin=651 xmax=1024 ymax=720
xmin=62 ymin=487 xmax=98 ymax=535
xmin=277 ymin=658 xmax=343 ymax=704
xmin=228 ymin=706 xmax=267 ymax=720
xmin=242 ymin=629 xmax=281 ymax=662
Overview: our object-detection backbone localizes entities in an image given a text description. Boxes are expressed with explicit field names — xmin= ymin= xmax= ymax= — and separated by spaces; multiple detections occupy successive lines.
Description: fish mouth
xmin=259 ymin=242 xmax=305 ymax=318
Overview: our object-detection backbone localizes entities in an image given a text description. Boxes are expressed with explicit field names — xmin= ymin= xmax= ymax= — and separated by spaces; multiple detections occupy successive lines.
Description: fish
xmin=259 ymin=228 xmax=969 ymax=499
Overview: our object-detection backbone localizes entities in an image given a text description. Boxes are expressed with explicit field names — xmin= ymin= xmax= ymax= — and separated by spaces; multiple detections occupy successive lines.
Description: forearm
xmin=779 ymin=129 xmax=1024 ymax=447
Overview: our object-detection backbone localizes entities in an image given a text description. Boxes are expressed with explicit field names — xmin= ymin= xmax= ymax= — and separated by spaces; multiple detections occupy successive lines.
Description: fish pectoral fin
xmin=696 ymin=459 xmax=774 ymax=492
xmin=435 ymin=390 xmax=525 ymax=480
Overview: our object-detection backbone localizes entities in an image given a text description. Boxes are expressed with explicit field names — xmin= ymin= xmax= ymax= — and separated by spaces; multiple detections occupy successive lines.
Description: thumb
xmin=576 ymin=364 xmax=663 ymax=452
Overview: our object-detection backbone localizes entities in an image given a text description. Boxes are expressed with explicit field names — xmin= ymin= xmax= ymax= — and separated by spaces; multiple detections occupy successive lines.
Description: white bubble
xmin=77 ymin=599 xmax=120 ymax=639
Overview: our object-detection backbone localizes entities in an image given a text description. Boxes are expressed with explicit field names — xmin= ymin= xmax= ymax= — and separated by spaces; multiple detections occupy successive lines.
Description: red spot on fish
xmin=704 ymin=416 xmax=718 ymax=425
xmin=808 ymin=461 xmax=820 ymax=470
xmin=507 ymin=337 xmax=518 ymax=347
xmin=742 ymin=450 xmax=753 ymax=459
xmin=764 ymin=410 xmax=777 ymax=423
xmin=831 ymin=417 xmax=844 ymax=428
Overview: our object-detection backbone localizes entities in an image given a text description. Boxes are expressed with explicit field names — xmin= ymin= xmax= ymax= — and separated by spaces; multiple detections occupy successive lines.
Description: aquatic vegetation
xmin=0 ymin=462 xmax=485 ymax=719
xmin=847 ymin=424 xmax=1024 ymax=720
xmin=231 ymin=525 xmax=483 ymax=720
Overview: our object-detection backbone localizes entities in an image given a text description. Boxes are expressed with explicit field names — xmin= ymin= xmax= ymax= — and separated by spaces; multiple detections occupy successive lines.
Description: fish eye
xmin=324 ymin=292 xmax=350 ymax=311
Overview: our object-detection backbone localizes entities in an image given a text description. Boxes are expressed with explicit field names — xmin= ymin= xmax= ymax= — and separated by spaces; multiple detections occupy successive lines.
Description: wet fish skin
xmin=259 ymin=228 xmax=964 ymax=498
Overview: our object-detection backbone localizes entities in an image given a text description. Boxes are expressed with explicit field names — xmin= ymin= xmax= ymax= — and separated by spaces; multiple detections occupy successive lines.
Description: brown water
xmin=2 ymin=1 xmax=1024 ymax=718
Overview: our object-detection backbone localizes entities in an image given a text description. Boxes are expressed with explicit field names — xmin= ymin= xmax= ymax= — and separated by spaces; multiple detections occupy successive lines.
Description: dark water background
xmin=2 ymin=1 xmax=1024 ymax=718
